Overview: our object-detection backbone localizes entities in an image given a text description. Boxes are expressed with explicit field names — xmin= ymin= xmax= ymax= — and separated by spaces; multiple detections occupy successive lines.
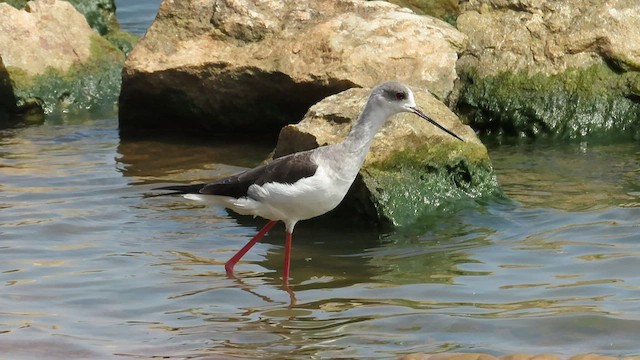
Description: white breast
xmin=244 ymin=164 xmax=353 ymax=222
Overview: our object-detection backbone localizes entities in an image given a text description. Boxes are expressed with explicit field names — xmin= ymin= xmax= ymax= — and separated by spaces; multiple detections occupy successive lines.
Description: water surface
xmin=1 ymin=1 xmax=639 ymax=358
xmin=1 ymin=116 xmax=639 ymax=359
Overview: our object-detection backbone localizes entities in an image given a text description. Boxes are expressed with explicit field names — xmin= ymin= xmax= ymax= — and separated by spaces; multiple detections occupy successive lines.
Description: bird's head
xmin=373 ymin=81 xmax=464 ymax=142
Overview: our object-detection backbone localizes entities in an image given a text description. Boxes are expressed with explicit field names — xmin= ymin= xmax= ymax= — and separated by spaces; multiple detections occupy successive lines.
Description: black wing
xmin=200 ymin=151 xmax=318 ymax=198
xmin=152 ymin=183 xmax=206 ymax=195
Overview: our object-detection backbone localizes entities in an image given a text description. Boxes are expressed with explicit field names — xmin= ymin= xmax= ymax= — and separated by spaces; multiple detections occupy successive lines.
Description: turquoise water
xmin=1 ymin=2 xmax=639 ymax=359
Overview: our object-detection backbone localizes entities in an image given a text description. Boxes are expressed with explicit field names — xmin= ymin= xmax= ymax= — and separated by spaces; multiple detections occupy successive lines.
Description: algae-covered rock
xmin=455 ymin=0 xmax=640 ymax=140
xmin=458 ymin=64 xmax=640 ymax=140
xmin=0 ymin=0 xmax=127 ymax=121
xmin=274 ymin=87 xmax=500 ymax=227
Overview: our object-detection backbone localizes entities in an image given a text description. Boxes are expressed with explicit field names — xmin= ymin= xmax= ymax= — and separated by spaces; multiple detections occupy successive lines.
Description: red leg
xmin=225 ymin=220 xmax=278 ymax=276
xmin=282 ymin=231 xmax=293 ymax=286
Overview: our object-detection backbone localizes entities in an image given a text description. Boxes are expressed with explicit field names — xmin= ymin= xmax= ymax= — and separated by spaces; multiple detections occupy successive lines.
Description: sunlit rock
xmin=454 ymin=0 xmax=640 ymax=141
xmin=119 ymin=0 xmax=466 ymax=136
xmin=0 ymin=0 xmax=130 ymax=122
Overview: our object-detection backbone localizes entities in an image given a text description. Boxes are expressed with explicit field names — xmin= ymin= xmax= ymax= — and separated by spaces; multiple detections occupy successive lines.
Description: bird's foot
xmin=224 ymin=262 xmax=236 ymax=278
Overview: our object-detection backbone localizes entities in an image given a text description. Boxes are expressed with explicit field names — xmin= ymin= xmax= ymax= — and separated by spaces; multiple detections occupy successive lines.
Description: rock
xmin=454 ymin=0 xmax=640 ymax=140
xmin=119 ymin=0 xmax=466 ymax=136
xmin=0 ymin=0 xmax=127 ymax=121
xmin=2 ymin=0 xmax=138 ymax=55
xmin=385 ymin=0 xmax=459 ymax=24
xmin=569 ymin=355 xmax=618 ymax=360
xmin=274 ymin=86 xmax=499 ymax=226
xmin=0 ymin=56 xmax=17 ymax=122
xmin=500 ymin=354 xmax=536 ymax=360
xmin=458 ymin=0 xmax=640 ymax=75
xmin=3 ymin=0 xmax=119 ymax=36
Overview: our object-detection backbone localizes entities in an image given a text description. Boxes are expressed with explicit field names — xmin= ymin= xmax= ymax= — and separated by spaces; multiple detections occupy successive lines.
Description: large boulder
xmin=274 ymin=86 xmax=499 ymax=227
xmin=454 ymin=0 xmax=640 ymax=140
xmin=0 ymin=0 xmax=128 ymax=121
xmin=119 ymin=0 xmax=466 ymax=136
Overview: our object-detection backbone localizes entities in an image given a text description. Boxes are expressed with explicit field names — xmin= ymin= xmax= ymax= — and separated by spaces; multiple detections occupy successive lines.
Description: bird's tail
xmin=148 ymin=183 xmax=207 ymax=197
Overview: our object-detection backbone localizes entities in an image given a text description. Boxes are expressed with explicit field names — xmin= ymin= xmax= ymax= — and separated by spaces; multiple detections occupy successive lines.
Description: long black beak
xmin=411 ymin=107 xmax=464 ymax=142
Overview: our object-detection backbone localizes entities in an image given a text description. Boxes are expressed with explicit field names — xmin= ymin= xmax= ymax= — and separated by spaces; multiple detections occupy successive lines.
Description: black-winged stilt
xmin=155 ymin=81 xmax=463 ymax=285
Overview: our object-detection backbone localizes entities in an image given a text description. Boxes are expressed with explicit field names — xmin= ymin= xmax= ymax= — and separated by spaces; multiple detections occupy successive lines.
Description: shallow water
xmin=1 ymin=115 xmax=639 ymax=359
xmin=1 ymin=1 xmax=640 ymax=358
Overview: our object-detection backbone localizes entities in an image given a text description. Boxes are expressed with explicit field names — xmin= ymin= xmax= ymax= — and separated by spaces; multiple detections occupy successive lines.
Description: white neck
xmin=341 ymin=98 xmax=395 ymax=166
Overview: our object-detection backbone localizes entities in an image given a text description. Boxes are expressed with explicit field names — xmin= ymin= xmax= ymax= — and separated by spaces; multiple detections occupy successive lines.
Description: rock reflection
xmin=116 ymin=136 xmax=275 ymax=182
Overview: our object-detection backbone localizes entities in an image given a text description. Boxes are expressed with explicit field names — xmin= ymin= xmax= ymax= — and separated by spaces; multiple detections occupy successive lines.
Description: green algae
xmin=358 ymin=142 xmax=501 ymax=227
xmin=6 ymin=35 xmax=124 ymax=121
xmin=458 ymin=64 xmax=640 ymax=141
xmin=105 ymin=29 xmax=139 ymax=56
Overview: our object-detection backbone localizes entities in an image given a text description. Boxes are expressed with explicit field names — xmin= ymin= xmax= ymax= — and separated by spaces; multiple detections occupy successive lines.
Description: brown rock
xmin=399 ymin=353 xmax=430 ymax=360
xmin=501 ymin=354 xmax=535 ymax=360
xmin=0 ymin=0 xmax=95 ymax=76
xmin=530 ymin=354 xmax=561 ymax=360
xmin=570 ymin=354 xmax=618 ymax=360
xmin=456 ymin=0 xmax=640 ymax=76
xmin=273 ymin=86 xmax=480 ymax=163
xmin=119 ymin=0 xmax=466 ymax=135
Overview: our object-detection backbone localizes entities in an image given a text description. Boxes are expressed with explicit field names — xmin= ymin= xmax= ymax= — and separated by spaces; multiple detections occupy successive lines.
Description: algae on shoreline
xmin=457 ymin=64 xmax=640 ymax=141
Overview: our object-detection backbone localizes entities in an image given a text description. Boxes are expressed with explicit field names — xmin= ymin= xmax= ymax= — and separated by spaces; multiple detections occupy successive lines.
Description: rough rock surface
xmin=0 ymin=0 xmax=126 ymax=119
xmin=119 ymin=0 xmax=466 ymax=136
xmin=0 ymin=0 xmax=96 ymax=76
xmin=457 ymin=0 xmax=640 ymax=76
xmin=2 ymin=0 xmax=123 ymax=36
xmin=454 ymin=0 xmax=640 ymax=140
xmin=274 ymin=86 xmax=499 ymax=226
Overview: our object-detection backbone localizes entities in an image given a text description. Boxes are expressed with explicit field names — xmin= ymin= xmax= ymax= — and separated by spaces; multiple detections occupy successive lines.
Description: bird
xmin=154 ymin=81 xmax=464 ymax=286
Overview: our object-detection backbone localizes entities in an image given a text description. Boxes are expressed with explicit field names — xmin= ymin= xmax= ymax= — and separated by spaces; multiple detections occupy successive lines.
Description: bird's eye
xmin=395 ymin=92 xmax=406 ymax=100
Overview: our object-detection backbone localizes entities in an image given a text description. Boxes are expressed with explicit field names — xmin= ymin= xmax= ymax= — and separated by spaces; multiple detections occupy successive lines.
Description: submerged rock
xmin=0 ymin=0 xmax=129 ymax=122
xmin=274 ymin=86 xmax=500 ymax=227
xmin=454 ymin=0 xmax=640 ymax=140
xmin=119 ymin=0 xmax=466 ymax=136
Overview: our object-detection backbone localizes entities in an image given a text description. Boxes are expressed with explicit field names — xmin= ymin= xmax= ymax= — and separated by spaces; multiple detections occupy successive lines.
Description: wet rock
xmin=119 ymin=0 xmax=466 ymax=137
xmin=454 ymin=0 xmax=640 ymax=141
xmin=0 ymin=0 xmax=127 ymax=121
xmin=274 ymin=86 xmax=499 ymax=227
